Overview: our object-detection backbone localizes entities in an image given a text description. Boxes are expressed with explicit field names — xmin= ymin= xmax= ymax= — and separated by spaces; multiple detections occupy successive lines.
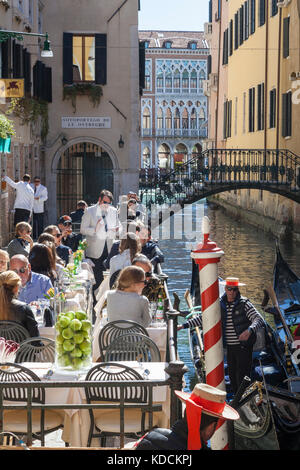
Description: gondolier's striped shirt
xmin=182 ymin=299 xmax=264 ymax=345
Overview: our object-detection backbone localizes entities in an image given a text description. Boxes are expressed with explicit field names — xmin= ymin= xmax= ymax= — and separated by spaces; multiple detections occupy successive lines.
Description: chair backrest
xmin=0 ymin=362 xmax=44 ymax=404
xmin=15 ymin=337 xmax=55 ymax=363
xmin=0 ymin=321 xmax=30 ymax=343
xmin=84 ymin=362 xmax=146 ymax=403
xmin=98 ymin=320 xmax=149 ymax=360
xmin=104 ymin=333 xmax=161 ymax=362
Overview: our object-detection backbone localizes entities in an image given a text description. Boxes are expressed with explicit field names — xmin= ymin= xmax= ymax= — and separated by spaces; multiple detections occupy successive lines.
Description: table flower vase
xmin=55 ymin=309 xmax=93 ymax=372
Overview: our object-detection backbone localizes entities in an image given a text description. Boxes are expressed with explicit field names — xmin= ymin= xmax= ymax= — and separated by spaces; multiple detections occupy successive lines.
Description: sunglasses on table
xmin=13 ymin=267 xmax=28 ymax=274
xmin=226 ymin=286 xmax=238 ymax=292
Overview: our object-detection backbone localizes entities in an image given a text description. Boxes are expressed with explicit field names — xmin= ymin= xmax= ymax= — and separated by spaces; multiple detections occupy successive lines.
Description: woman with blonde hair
xmin=0 ymin=270 xmax=39 ymax=337
xmin=109 ymin=233 xmax=141 ymax=287
xmin=7 ymin=221 xmax=33 ymax=258
xmin=106 ymin=265 xmax=151 ymax=328
xmin=0 ymin=250 xmax=9 ymax=273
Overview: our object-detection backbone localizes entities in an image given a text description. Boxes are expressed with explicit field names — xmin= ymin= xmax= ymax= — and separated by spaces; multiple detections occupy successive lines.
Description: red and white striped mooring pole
xmin=191 ymin=216 xmax=228 ymax=450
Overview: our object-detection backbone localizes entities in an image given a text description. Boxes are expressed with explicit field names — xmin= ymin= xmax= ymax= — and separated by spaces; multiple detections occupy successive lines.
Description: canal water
xmin=158 ymin=200 xmax=300 ymax=391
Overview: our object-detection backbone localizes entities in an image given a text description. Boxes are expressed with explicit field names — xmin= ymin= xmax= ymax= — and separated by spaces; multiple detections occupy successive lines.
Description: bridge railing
xmin=139 ymin=149 xmax=300 ymax=207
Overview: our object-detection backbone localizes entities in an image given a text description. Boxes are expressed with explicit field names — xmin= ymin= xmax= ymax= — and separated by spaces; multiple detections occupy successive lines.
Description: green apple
xmin=65 ymin=311 xmax=75 ymax=320
xmin=56 ymin=343 xmax=64 ymax=355
xmin=69 ymin=318 xmax=82 ymax=331
xmin=58 ymin=315 xmax=70 ymax=329
xmin=62 ymin=327 xmax=74 ymax=339
xmin=79 ymin=339 xmax=91 ymax=354
xmin=81 ymin=320 xmax=92 ymax=331
xmin=58 ymin=353 xmax=72 ymax=367
xmin=63 ymin=339 xmax=75 ymax=352
xmin=70 ymin=346 xmax=83 ymax=358
xmin=75 ymin=311 xmax=87 ymax=321
xmin=73 ymin=332 xmax=84 ymax=344
xmin=71 ymin=357 xmax=83 ymax=370
xmin=56 ymin=334 xmax=64 ymax=345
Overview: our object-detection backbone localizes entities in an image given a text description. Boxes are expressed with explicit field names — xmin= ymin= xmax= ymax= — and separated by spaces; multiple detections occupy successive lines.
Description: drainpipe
xmin=276 ymin=7 xmax=282 ymax=151
xmin=215 ymin=0 xmax=223 ymax=149
xmin=264 ymin=0 xmax=269 ymax=152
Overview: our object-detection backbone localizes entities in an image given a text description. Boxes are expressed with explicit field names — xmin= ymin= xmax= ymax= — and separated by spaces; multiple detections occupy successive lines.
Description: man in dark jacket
xmin=70 ymin=200 xmax=87 ymax=224
xmin=139 ymin=226 xmax=164 ymax=271
xmin=58 ymin=215 xmax=82 ymax=252
xmin=135 ymin=383 xmax=239 ymax=450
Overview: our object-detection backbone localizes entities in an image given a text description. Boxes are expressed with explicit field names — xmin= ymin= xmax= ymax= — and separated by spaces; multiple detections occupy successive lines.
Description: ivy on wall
xmin=63 ymin=83 xmax=103 ymax=113
xmin=0 ymin=113 xmax=15 ymax=139
xmin=6 ymin=97 xmax=49 ymax=142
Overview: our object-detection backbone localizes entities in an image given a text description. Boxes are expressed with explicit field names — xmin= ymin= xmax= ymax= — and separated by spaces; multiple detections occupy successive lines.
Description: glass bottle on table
xmin=156 ymin=294 xmax=164 ymax=323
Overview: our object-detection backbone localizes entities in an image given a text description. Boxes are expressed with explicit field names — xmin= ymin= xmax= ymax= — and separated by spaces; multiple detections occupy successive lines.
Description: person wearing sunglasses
xmin=44 ymin=225 xmax=72 ymax=266
xmin=7 ymin=222 xmax=33 ymax=259
xmin=9 ymin=254 xmax=53 ymax=305
xmin=178 ymin=277 xmax=265 ymax=395
xmin=106 ymin=265 xmax=152 ymax=328
xmin=57 ymin=215 xmax=82 ymax=253
xmin=30 ymin=176 xmax=48 ymax=240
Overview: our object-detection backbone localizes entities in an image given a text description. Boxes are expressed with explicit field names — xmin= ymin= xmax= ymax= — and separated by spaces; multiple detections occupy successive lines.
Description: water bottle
xmin=156 ymin=294 xmax=164 ymax=323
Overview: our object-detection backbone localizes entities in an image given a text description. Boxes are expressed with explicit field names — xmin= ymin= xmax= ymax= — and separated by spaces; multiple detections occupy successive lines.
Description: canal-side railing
xmin=140 ymin=148 xmax=300 ymax=207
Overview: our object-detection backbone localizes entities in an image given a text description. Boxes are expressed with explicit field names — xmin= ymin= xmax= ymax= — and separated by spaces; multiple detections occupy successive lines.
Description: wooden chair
xmin=98 ymin=320 xmax=149 ymax=361
xmin=0 ymin=321 xmax=29 ymax=343
xmin=0 ymin=363 xmax=64 ymax=446
xmin=84 ymin=362 xmax=161 ymax=447
xmin=104 ymin=333 xmax=161 ymax=362
xmin=15 ymin=337 xmax=55 ymax=363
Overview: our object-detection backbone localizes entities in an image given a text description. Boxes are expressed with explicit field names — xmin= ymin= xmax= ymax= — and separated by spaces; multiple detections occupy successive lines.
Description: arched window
xmin=191 ymin=108 xmax=197 ymax=129
xmin=174 ymin=143 xmax=187 ymax=168
xmin=157 ymin=107 xmax=163 ymax=129
xmin=142 ymin=107 xmax=151 ymax=129
xmin=142 ymin=147 xmax=151 ymax=168
xmin=182 ymin=108 xmax=189 ymax=129
xmin=190 ymin=70 xmax=197 ymax=92
xmin=174 ymin=108 xmax=180 ymax=129
xmin=165 ymin=107 xmax=172 ymax=129
xmin=199 ymin=108 xmax=205 ymax=126
xmin=174 ymin=69 xmax=180 ymax=92
xmin=199 ymin=70 xmax=206 ymax=89
xmin=157 ymin=71 xmax=163 ymax=91
xmin=158 ymin=143 xmax=170 ymax=169
xmin=165 ymin=72 xmax=172 ymax=92
xmin=182 ymin=70 xmax=189 ymax=90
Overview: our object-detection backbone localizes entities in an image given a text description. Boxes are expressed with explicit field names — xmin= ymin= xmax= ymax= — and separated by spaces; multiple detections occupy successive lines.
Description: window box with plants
xmin=63 ymin=82 xmax=103 ymax=113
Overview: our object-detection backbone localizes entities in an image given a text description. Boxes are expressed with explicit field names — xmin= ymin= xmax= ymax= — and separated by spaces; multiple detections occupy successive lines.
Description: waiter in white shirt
xmin=30 ymin=176 xmax=48 ymax=239
xmin=80 ymin=189 xmax=121 ymax=304
xmin=3 ymin=174 xmax=34 ymax=226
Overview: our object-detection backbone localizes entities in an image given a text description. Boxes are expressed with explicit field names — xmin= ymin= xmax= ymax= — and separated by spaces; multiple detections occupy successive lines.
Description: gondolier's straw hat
xmin=175 ymin=383 xmax=239 ymax=450
xmin=220 ymin=277 xmax=246 ymax=287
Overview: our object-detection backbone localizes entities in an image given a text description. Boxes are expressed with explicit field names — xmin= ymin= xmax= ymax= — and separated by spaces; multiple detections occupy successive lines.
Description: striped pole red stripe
xmin=191 ymin=216 xmax=228 ymax=450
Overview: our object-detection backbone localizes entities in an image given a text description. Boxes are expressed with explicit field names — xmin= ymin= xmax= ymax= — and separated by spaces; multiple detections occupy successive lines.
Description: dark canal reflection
xmin=158 ymin=200 xmax=300 ymax=391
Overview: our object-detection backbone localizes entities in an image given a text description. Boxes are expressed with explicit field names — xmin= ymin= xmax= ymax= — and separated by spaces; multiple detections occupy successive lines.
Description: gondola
xmin=177 ymin=256 xmax=300 ymax=449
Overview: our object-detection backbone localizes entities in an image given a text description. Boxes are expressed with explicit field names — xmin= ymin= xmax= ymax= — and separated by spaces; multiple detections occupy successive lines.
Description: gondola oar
xmin=266 ymin=282 xmax=294 ymax=344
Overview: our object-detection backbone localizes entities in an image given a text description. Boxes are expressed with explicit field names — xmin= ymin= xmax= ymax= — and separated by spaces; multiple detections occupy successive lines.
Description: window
xmin=271 ymin=0 xmax=278 ymax=17
xmin=165 ymin=72 xmax=172 ymax=92
xmin=163 ymin=41 xmax=172 ymax=49
xmin=243 ymin=92 xmax=246 ymax=133
xmin=207 ymin=56 xmax=212 ymax=77
xmin=182 ymin=108 xmax=189 ymax=129
xmin=144 ymin=41 xmax=150 ymax=49
xmin=244 ymin=1 xmax=249 ymax=40
xmin=142 ymin=108 xmax=151 ymax=129
xmin=269 ymin=88 xmax=276 ymax=128
xmin=259 ymin=0 xmax=265 ymax=27
xmin=63 ymin=33 xmax=107 ymax=85
xmin=223 ymin=100 xmax=232 ymax=139
xmin=157 ymin=72 xmax=163 ymax=91
xmin=249 ymin=87 xmax=255 ymax=132
xmin=174 ymin=69 xmax=181 ymax=91
xmin=165 ymin=108 xmax=172 ymax=129
xmin=257 ymin=82 xmax=264 ymax=131
xmin=239 ymin=6 xmax=244 ymax=45
xmin=190 ymin=70 xmax=197 ymax=92
xmin=188 ymin=42 xmax=197 ymax=50
xmin=157 ymin=108 xmax=163 ymax=129
xmin=234 ymin=13 xmax=239 ymax=50
xmin=283 ymin=16 xmax=290 ymax=58
xmin=191 ymin=108 xmax=197 ymax=129
xmin=250 ymin=0 xmax=256 ymax=35
xmin=229 ymin=20 xmax=233 ymax=56
xmin=182 ymin=70 xmax=189 ymax=89
xmin=282 ymin=91 xmax=292 ymax=137
xmin=223 ymin=29 xmax=229 ymax=65
xmin=174 ymin=108 xmax=180 ymax=129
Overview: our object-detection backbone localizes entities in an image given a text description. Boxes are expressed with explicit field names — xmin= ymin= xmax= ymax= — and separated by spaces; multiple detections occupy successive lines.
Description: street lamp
xmin=0 ymin=29 xmax=53 ymax=57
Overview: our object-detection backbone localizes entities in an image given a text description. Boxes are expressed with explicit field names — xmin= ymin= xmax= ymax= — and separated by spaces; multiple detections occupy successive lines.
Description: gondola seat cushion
xmin=252 ymin=364 xmax=286 ymax=386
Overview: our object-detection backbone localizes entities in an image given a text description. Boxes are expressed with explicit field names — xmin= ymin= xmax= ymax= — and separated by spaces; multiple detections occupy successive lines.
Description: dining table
xmin=17 ymin=361 xmax=171 ymax=447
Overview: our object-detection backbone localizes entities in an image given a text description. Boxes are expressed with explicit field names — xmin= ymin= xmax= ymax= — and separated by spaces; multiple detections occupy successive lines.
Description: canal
xmin=158 ymin=199 xmax=300 ymax=391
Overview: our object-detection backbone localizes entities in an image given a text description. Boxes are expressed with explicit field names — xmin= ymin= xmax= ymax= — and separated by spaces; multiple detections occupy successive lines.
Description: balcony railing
xmin=141 ymin=128 xmax=208 ymax=138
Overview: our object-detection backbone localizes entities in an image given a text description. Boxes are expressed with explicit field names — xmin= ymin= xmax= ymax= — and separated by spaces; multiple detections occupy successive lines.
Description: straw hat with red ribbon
xmin=175 ymin=383 xmax=240 ymax=450
xmin=220 ymin=277 xmax=246 ymax=287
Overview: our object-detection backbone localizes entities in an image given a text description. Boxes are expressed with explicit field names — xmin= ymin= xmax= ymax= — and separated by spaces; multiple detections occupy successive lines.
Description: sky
xmin=138 ymin=0 xmax=208 ymax=31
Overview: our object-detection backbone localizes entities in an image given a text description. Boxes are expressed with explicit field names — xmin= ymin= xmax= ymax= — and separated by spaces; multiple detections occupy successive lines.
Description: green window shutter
xmin=139 ymin=40 xmax=146 ymax=95
xmin=95 ymin=34 xmax=107 ymax=85
xmin=283 ymin=17 xmax=290 ymax=59
xmin=63 ymin=32 xmax=73 ymax=84
xmin=23 ymin=49 xmax=31 ymax=94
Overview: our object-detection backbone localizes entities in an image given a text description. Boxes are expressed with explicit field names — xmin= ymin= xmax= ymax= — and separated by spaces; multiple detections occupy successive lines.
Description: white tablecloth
xmin=21 ymin=361 xmax=170 ymax=447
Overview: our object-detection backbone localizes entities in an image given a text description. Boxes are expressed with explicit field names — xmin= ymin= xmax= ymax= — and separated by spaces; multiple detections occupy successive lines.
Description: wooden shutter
xmin=222 ymin=29 xmax=228 ymax=65
xmin=63 ymin=32 xmax=73 ymax=84
xmin=139 ymin=41 xmax=146 ymax=95
xmin=239 ymin=6 xmax=244 ymax=45
xmin=229 ymin=20 xmax=233 ymax=55
xmin=234 ymin=13 xmax=239 ymax=49
xmin=1 ymin=40 xmax=9 ymax=78
xmin=282 ymin=93 xmax=288 ymax=137
xmin=207 ymin=55 xmax=211 ymax=76
xmin=13 ymin=41 xmax=22 ymax=78
xmin=209 ymin=0 xmax=213 ymax=22
xmin=95 ymin=34 xmax=107 ymax=85
xmin=23 ymin=49 xmax=31 ymax=94
xmin=259 ymin=0 xmax=265 ymax=27
xmin=250 ymin=0 xmax=256 ymax=34
xmin=44 ymin=66 xmax=52 ymax=102
xmin=283 ymin=17 xmax=290 ymax=58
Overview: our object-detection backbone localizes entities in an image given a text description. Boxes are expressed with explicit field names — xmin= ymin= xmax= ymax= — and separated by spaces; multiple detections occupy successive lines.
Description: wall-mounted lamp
xmin=0 ymin=30 xmax=53 ymax=58
xmin=118 ymin=135 xmax=124 ymax=149
xmin=61 ymin=136 xmax=68 ymax=146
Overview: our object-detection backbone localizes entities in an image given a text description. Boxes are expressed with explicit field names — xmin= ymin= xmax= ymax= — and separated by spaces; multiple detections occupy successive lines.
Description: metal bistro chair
xmin=84 ymin=362 xmax=161 ymax=448
xmin=104 ymin=333 xmax=161 ymax=362
xmin=0 ymin=321 xmax=30 ymax=343
xmin=0 ymin=363 xmax=64 ymax=446
xmin=98 ymin=320 xmax=149 ymax=361
xmin=15 ymin=337 xmax=55 ymax=363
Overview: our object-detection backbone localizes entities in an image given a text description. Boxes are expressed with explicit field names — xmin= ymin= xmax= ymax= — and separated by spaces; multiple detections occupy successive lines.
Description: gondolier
xmin=178 ymin=277 xmax=265 ymax=394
